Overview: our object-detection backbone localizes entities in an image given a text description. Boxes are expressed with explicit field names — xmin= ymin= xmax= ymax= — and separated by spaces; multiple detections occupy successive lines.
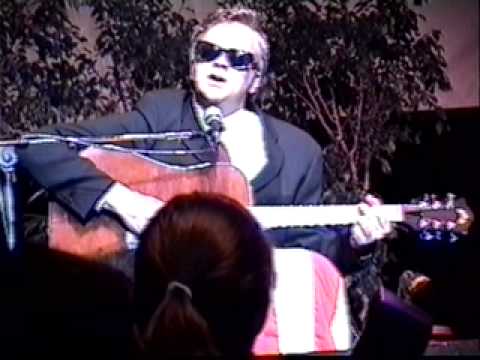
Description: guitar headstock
xmin=403 ymin=193 xmax=474 ymax=240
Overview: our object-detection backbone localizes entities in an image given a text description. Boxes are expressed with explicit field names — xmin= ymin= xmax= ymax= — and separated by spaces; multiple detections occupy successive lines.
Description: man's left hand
xmin=351 ymin=194 xmax=393 ymax=247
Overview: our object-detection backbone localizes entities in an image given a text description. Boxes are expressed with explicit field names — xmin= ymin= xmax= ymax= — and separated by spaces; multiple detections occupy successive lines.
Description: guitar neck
xmin=249 ymin=204 xmax=410 ymax=229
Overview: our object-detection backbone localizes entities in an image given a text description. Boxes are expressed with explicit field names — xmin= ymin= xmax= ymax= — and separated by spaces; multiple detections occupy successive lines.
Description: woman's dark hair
xmin=134 ymin=192 xmax=273 ymax=357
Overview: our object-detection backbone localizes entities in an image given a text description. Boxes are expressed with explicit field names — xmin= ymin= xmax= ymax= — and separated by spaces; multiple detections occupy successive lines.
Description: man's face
xmin=191 ymin=22 xmax=261 ymax=112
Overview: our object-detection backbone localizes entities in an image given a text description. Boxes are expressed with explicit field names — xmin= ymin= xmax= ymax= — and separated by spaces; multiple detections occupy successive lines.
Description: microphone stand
xmin=205 ymin=118 xmax=225 ymax=151
xmin=0 ymin=145 xmax=21 ymax=253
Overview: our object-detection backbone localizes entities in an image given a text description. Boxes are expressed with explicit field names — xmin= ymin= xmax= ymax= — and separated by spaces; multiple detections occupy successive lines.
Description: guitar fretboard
xmin=249 ymin=204 xmax=407 ymax=229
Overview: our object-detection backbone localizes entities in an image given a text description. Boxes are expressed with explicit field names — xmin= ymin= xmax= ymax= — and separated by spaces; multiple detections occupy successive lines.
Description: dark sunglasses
xmin=193 ymin=40 xmax=257 ymax=71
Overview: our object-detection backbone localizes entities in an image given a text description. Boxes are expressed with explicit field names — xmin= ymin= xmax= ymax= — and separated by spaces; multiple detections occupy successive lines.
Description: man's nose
xmin=212 ymin=52 xmax=230 ymax=69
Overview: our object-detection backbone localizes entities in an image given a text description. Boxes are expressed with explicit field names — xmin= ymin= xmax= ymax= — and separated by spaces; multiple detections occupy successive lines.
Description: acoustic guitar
xmin=48 ymin=147 xmax=472 ymax=260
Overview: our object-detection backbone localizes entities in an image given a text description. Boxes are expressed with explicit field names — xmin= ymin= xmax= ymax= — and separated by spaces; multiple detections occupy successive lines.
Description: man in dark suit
xmin=16 ymin=7 xmax=391 ymax=274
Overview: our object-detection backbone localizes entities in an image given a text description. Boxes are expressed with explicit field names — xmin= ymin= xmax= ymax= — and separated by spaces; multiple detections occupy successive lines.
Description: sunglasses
xmin=193 ymin=40 xmax=257 ymax=71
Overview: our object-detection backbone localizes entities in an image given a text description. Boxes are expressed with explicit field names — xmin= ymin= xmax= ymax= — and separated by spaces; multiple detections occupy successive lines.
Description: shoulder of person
xmin=260 ymin=111 xmax=322 ymax=154
xmin=134 ymin=88 xmax=188 ymax=124
xmin=137 ymin=88 xmax=187 ymax=107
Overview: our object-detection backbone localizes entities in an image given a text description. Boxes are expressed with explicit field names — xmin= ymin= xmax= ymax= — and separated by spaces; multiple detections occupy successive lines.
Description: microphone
xmin=204 ymin=106 xmax=224 ymax=146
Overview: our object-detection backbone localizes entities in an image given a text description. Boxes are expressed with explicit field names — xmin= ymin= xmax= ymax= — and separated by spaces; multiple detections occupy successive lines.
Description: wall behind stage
xmin=414 ymin=0 xmax=479 ymax=109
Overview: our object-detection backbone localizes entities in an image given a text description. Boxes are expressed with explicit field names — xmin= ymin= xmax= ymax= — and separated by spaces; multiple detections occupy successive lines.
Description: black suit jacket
xmin=17 ymin=89 xmax=360 ymax=273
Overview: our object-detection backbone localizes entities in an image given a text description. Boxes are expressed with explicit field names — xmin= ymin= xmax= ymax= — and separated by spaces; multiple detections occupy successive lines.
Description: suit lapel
xmin=250 ymin=111 xmax=285 ymax=194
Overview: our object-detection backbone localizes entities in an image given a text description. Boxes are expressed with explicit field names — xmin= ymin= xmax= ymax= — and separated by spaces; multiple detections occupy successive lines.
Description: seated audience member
xmin=254 ymin=248 xmax=352 ymax=355
xmin=7 ymin=243 xmax=134 ymax=358
xmin=133 ymin=192 xmax=274 ymax=357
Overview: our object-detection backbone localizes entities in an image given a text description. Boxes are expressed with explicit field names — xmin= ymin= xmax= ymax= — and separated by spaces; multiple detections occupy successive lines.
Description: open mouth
xmin=208 ymin=74 xmax=226 ymax=83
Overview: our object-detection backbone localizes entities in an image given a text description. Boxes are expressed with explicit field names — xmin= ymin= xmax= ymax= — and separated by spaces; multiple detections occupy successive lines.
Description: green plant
xmin=87 ymin=0 xmax=197 ymax=111
xmin=219 ymin=0 xmax=451 ymax=202
xmin=0 ymin=0 xmax=108 ymax=137
xmin=0 ymin=0 xmax=196 ymax=135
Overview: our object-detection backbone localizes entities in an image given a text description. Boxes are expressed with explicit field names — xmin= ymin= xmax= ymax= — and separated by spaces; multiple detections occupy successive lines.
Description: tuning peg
xmin=446 ymin=193 xmax=456 ymax=209
xmin=431 ymin=219 xmax=442 ymax=229
xmin=449 ymin=233 xmax=459 ymax=243
xmin=419 ymin=230 xmax=434 ymax=241
xmin=418 ymin=218 xmax=430 ymax=229
xmin=445 ymin=220 xmax=457 ymax=231
xmin=419 ymin=194 xmax=429 ymax=207
xmin=434 ymin=230 xmax=443 ymax=241
xmin=430 ymin=194 xmax=442 ymax=209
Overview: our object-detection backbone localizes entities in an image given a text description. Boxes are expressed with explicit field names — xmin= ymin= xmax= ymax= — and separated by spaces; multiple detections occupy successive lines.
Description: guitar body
xmin=48 ymin=147 xmax=253 ymax=260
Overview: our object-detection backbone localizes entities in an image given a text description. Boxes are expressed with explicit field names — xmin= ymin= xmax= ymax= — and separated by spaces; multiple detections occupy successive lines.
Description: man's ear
xmin=189 ymin=64 xmax=196 ymax=81
xmin=248 ymin=72 xmax=262 ymax=95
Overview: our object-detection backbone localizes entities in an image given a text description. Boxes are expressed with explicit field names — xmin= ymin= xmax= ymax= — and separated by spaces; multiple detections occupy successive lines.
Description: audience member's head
xmin=13 ymin=243 xmax=134 ymax=358
xmin=134 ymin=192 xmax=273 ymax=357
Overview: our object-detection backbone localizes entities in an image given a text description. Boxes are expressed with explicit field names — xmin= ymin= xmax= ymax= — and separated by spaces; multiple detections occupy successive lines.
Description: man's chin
xmin=196 ymin=90 xmax=225 ymax=106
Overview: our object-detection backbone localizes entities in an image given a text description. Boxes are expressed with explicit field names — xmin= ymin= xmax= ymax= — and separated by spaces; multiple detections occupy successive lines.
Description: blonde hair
xmin=190 ymin=7 xmax=270 ymax=77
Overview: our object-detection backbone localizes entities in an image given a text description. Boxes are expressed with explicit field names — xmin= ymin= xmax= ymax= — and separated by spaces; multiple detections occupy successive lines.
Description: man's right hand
xmin=96 ymin=182 xmax=164 ymax=235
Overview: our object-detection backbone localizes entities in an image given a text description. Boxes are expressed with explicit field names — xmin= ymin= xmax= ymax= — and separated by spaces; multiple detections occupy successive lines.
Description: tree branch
xmin=290 ymin=73 xmax=335 ymax=139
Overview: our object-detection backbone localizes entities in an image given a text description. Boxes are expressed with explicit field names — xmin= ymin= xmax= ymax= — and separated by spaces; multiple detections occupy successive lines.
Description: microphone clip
xmin=206 ymin=119 xmax=224 ymax=146
xmin=204 ymin=106 xmax=224 ymax=148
